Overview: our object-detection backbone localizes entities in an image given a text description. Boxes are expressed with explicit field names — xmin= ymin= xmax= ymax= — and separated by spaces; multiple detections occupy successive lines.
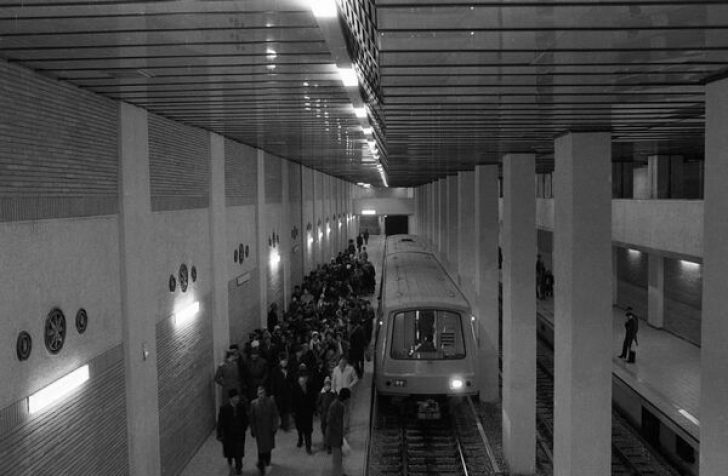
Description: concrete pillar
xmin=501 ymin=154 xmax=537 ymax=474
xmin=256 ymin=149 xmax=267 ymax=327
xmin=553 ymin=132 xmax=612 ymax=476
xmin=438 ymin=179 xmax=447 ymax=253
xmin=474 ymin=165 xmax=500 ymax=403
xmin=118 ymin=103 xmax=162 ymax=476
xmin=647 ymin=253 xmax=665 ymax=328
xmin=647 ymin=155 xmax=671 ymax=199
xmin=670 ymin=155 xmax=684 ymax=199
xmin=209 ymin=133 xmax=230 ymax=407
xmin=458 ymin=171 xmax=476 ymax=283
xmin=282 ymin=161 xmax=291 ymax=309
xmin=446 ymin=175 xmax=459 ymax=269
xmin=701 ymin=75 xmax=728 ymax=475
xmin=430 ymin=182 xmax=437 ymax=244
xmin=612 ymin=246 xmax=619 ymax=306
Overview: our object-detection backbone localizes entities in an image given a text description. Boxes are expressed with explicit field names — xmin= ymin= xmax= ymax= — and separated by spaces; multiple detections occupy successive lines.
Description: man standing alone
xmin=618 ymin=307 xmax=639 ymax=362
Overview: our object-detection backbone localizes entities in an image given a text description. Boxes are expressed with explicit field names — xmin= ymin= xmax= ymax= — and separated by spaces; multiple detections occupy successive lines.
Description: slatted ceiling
xmin=1 ymin=2 xmax=726 ymax=188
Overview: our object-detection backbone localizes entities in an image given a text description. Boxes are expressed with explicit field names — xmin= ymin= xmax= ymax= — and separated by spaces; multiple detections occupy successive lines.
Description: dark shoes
xmin=297 ymin=439 xmax=303 ymax=448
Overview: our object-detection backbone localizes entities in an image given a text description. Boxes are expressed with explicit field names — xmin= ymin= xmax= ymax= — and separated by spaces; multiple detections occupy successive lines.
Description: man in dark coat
xmin=356 ymin=234 xmax=363 ymax=253
xmin=326 ymin=388 xmax=351 ymax=476
xmin=619 ymin=308 xmax=639 ymax=360
xmin=217 ymin=389 xmax=249 ymax=475
xmin=250 ymin=385 xmax=279 ymax=475
xmin=348 ymin=320 xmax=366 ymax=379
xmin=363 ymin=228 xmax=369 ymax=245
xmin=269 ymin=353 xmax=294 ymax=431
xmin=292 ymin=364 xmax=318 ymax=454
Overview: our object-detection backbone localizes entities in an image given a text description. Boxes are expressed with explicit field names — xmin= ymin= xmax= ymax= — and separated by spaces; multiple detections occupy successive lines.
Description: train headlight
xmin=449 ymin=377 xmax=464 ymax=390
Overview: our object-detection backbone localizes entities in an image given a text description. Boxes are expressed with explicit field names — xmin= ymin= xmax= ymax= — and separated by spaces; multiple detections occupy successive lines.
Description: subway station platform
xmin=181 ymin=236 xmax=384 ymax=476
xmin=537 ymin=297 xmax=700 ymax=442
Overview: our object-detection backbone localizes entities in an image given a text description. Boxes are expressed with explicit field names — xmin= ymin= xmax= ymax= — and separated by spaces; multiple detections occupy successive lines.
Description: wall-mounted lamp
xmin=28 ymin=365 xmax=90 ymax=414
xmin=174 ymin=301 xmax=200 ymax=327
xmin=311 ymin=0 xmax=337 ymax=17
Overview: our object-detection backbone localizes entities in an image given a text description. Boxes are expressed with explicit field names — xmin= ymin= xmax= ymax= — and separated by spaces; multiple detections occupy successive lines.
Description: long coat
xmin=325 ymin=399 xmax=345 ymax=448
xmin=250 ymin=395 xmax=279 ymax=453
xmin=292 ymin=380 xmax=317 ymax=433
xmin=217 ymin=401 xmax=249 ymax=459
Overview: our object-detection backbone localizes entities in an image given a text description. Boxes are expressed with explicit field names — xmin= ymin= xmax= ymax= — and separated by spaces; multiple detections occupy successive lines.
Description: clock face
xmin=45 ymin=308 xmax=67 ymax=354
xmin=17 ymin=331 xmax=32 ymax=361
xmin=179 ymin=264 xmax=189 ymax=292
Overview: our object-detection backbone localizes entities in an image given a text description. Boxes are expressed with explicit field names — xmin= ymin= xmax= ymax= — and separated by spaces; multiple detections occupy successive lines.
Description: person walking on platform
xmin=363 ymin=228 xmax=369 ymax=245
xmin=317 ymin=376 xmax=337 ymax=453
xmin=215 ymin=348 xmax=241 ymax=401
xmin=250 ymin=385 xmax=279 ymax=475
xmin=326 ymin=388 xmax=351 ymax=476
xmin=356 ymin=234 xmax=364 ymax=253
xmin=269 ymin=353 xmax=293 ymax=431
xmin=216 ymin=389 xmax=249 ymax=475
xmin=292 ymin=364 xmax=317 ymax=454
xmin=619 ymin=307 xmax=639 ymax=362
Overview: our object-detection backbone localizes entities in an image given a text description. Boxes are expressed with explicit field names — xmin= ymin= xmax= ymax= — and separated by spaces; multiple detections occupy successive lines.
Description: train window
xmin=390 ymin=309 xmax=465 ymax=360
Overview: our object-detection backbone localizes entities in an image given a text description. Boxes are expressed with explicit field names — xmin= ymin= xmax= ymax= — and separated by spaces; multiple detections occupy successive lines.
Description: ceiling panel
xmin=0 ymin=0 xmax=725 ymax=187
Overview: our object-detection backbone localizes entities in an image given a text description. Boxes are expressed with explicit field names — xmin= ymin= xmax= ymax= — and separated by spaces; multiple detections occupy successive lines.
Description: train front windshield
xmin=390 ymin=309 xmax=466 ymax=359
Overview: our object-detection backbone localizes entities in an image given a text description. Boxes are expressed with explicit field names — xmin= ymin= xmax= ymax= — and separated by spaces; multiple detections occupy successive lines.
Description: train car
xmin=374 ymin=234 xmax=479 ymax=398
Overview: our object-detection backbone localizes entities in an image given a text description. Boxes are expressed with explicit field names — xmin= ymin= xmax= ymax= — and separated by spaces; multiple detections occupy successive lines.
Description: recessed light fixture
xmin=303 ymin=81 xmax=309 ymax=86
xmin=311 ymin=0 xmax=337 ymax=18
xmin=362 ymin=127 xmax=372 ymax=135
xmin=266 ymin=48 xmax=277 ymax=59
xmin=337 ymin=67 xmax=358 ymax=87
xmin=354 ymin=107 xmax=366 ymax=118
xmin=267 ymin=64 xmax=276 ymax=70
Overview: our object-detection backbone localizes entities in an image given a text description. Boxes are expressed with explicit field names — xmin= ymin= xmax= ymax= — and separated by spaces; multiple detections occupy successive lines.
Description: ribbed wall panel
xmin=148 ymin=114 xmax=210 ymax=212
xmin=156 ymin=296 xmax=215 ymax=476
xmin=264 ymin=154 xmax=283 ymax=204
xmin=225 ymin=140 xmax=258 ymax=207
xmin=0 ymin=60 xmax=119 ymax=221
xmin=0 ymin=345 xmax=128 ymax=476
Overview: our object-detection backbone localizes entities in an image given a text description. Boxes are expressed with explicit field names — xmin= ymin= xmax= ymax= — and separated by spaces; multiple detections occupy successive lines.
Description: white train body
xmin=374 ymin=235 xmax=479 ymax=397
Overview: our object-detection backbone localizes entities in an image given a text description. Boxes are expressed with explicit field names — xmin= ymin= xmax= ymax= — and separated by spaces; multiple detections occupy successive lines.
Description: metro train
xmin=374 ymin=234 xmax=480 ymax=398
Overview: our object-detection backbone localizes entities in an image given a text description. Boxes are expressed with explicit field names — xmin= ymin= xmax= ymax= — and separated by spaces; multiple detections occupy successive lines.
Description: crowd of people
xmin=215 ymin=235 xmax=376 ymax=475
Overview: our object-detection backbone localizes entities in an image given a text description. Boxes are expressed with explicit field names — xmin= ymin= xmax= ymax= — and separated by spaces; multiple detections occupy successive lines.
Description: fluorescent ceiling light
xmin=354 ymin=107 xmax=366 ymax=118
xmin=266 ymin=49 xmax=277 ymax=59
xmin=679 ymin=409 xmax=699 ymax=426
xmin=311 ymin=0 xmax=337 ymax=18
xmin=267 ymin=64 xmax=276 ymax=70
xmin=29 ymin=365 xmax=90 ymax=414
xmin=337 ymin=67 xmax=358 ymax=87
xmin=174 ymin=301 xmax=200 ymax=327
xmin=362 ymin=127 xmax=372 ymax=135
xmin=362 ymin=209 xmax=376 ymax=215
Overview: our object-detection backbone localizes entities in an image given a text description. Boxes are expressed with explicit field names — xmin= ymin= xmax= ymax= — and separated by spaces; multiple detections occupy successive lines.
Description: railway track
xmin=536 ymin=338 xmax=683 ymax=476
xmin=368 ymin=394 xmax=502 ymax=476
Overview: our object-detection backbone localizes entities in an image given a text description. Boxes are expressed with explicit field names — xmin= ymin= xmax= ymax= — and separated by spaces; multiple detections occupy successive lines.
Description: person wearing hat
xmin=619 ymin=307 xmax=639 ymax=361
xmin=292 ymin=363 xmax=317 ymax=454
xmin=269 ymin=352 xmax=294 ymax=432
xmin=217 ymin=389 xmax=249 ymax=475
xmin=317 ymin=376 xmax=337 ymax=453
xmin=215 ymin=348 xmax=241 ymax=402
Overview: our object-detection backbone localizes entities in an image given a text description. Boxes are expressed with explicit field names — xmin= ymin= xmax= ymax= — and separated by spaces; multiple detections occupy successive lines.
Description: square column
xmin=553 ymin=132 xmax=612 ymax=476
xmin=701 ymin=75 xmax=728 ymax=475
xmin=118 ymin=103 xmax=162 ymax=476
xmin=501 ymin=154 xmax=537 ymax=474
xmin=438 ymin=179 xmax=447 ymax=253
xmin=475 ymin=165 xmax=500 ymax=402
xmin=209 ymin=133 xmax=230 ymax=406
xmin=256 ymin=149 xmax=268 ymax=327
xmin=647 ymin=253 xmax=665 ymax=328
xmin=458 ymin=171 xmax=476 ymax=283
xmin=447 ymin=175 xmax=459 ymax=269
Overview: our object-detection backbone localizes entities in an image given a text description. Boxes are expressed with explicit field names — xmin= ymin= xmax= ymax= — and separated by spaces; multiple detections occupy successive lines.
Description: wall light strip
xmin=174 ymin=301 xmax=200 ymax=327
xmin=311 ymin=0 xmax=337 ymax=17
xmin=336 ymin=67 xmax=358 ymax=87
xmin=28 ymin=365 xmax=90 ymax=414
xmin=679 ymin=409 xmax=700 ymax=426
